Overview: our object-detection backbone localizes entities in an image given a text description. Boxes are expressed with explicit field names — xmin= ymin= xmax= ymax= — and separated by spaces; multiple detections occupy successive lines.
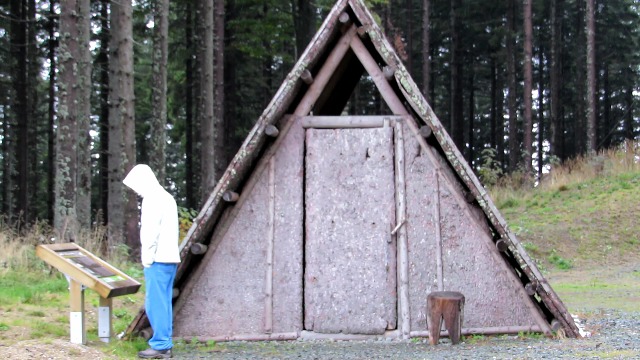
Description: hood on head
xmin=123 ymin=164 xmax=160 ymax=197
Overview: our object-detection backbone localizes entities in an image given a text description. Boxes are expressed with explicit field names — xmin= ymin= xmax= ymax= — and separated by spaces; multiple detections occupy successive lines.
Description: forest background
xmin=1 ymin=0 xmax=639 ymax=256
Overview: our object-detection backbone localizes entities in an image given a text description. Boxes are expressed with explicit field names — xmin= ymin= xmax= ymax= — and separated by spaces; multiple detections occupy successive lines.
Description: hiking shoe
xmin=138 ymin=348 xmax=172 ymax=359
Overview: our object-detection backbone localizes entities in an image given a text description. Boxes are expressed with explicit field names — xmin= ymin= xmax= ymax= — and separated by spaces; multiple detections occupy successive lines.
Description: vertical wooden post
xmin=394 ymin=122 xmax=411 ymax=339
xmin=434 ymin=170 xmax=444 ymax=291
xmin=98 ymin=296 xmax=113 ymax=343
xmin=264 ymin=157 xmax=275 ymax=333
xmin=69 ymin=279 xmax=86 ymax=344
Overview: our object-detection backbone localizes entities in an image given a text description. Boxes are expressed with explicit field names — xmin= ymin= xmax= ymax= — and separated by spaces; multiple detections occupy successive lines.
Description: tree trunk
xmin=27 ymin=0 xmax=38 ymax=222
xmin=292 ymin=0 xmax=316 ymax=59
xmin=450 ymin=0 xmax=464 ymax=150
xmin=214 ymin=0 xmax=226 ymax=179
xmin=585 ymin=0 xmax=597 ymax=153
xmin=98 ymin=0 xmax=110 ymax=225
xmin=11 ymin=0 xmax=29 ymax=226
xmin=404 ymin=0 xmax=413 ymax=73
xmin=185 ymin=0 xmax=196 ymax=210
xmin=602 ymin=64 xmax=610 ymax=148
xmin=422 ymin=0 xmax=431 ymax=103
xmin=77 ymin=0 xmax=92 ymax=229
xmin=150 ymin=0 xmax=170 ymax=183
xmin=523 ymin=0 xmax=533 ymax=178
xmin=573 ymin=0 xmax=585 ymax=154
xmin=550 ymin=0 xmax=564 ymax=161
xmin=108 ymin=0 xmax=137 ymax=251
xmin=55 ymin=0 xmax=81 ymax=240
xmin=624 ymin=83 xmax=634 ymax=141
xmin=47 ymin=0 xmax=57 ymax=224
xmin=467 ymin=67 xmax=475 ymax=165
xmin=198 ymin=0 xmax=216 ymax=203
xmin=506 ymin=0 xmax=518 ymax=172
xmin=537 ymin=45 xmax=545 ymax=181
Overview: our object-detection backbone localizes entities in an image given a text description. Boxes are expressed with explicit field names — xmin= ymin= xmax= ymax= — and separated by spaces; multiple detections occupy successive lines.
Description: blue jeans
xmin=144 ymin=262 xmax=178 ymax=350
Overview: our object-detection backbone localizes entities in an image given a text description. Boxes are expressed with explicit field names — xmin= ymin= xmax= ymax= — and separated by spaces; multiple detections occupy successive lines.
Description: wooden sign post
xmin=36 ymin=243 xmax=141 ymax=345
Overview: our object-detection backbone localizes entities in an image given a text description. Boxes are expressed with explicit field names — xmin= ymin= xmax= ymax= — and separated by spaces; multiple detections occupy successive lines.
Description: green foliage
xmin=517 ymin=331 xmax=545 ymax=340
xmin=477 ymin=148 xmax=504 ymax=187
xmin=548 ymin=249 xmax=573 ymax=270
xmin=464 ymin=334 xmax=486 ymax=344
xmin=0 ymin=323 xmax=9 ymax=331
xmin=178 ymin=207 xmax=199 ymax=240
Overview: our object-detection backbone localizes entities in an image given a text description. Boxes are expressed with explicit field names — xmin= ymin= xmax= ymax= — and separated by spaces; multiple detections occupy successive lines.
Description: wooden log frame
xmin=264 ymin=157 xmax=276 ymax=333
xmin=222 ymin=191 xmax=240 ymax=202
xmin=348 ymin=0 xmax=580 ymax=337
xmin=190 ymin=243 xmax=208 ymax=255
xmin=128 ymin=0 xmax=579 ymax=339
xmin=178 ymin=323 xmax=544 ymax=343
xmin=434 ymin=170 xmax=444 ymax=291
xmin=170 ymin=24 xmax=361 ymax=327
xmin=393 ymin=121 xmax=411 ymax=339
xmin=301 ymin=115 xmax=407 ymax=129
xmin=348 ymin=25 xmax=553 ymax=337
xmin=409 ymin=324 xmax=543 ymax=338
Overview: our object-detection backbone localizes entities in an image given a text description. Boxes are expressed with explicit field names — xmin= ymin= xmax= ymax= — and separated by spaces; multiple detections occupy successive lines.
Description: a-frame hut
xmin=128 ymin=0 xmax=581 ymax=341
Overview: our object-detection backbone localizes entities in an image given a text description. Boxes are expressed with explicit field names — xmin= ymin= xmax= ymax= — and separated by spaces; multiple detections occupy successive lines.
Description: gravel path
xmin=172 ymin=310 xmax=640 ymax=359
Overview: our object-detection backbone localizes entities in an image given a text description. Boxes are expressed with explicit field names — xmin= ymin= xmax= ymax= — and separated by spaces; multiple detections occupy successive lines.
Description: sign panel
xmin=36 ymin=243 xmax=141 ymax=298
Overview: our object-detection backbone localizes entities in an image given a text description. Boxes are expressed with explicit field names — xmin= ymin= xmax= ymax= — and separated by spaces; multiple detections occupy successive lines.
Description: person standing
xmin=123 ymin=164 xmax=181 ymax=359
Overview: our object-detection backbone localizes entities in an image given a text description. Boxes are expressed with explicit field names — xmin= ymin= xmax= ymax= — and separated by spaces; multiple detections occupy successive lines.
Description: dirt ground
xmin=0 ymin=339 xmax=113 ymax=359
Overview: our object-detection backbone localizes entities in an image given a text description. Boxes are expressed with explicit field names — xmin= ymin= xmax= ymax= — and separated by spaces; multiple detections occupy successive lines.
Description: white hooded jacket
xmin=123 ymin=164 xmax=181 ymax=267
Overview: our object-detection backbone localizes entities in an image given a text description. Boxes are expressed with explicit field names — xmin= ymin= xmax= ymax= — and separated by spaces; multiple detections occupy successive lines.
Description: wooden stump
xmin=427 ymin=291 xmax=465 ymax=345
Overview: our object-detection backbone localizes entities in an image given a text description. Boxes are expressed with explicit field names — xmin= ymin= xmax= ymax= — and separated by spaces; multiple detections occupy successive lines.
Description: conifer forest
xmin=1 ymin=0 xmax=639 ymax=252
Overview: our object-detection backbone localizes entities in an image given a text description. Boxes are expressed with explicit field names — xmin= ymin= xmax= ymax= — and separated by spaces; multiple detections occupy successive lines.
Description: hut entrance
xmin=303 ymin=125 xmax=398 ymax=335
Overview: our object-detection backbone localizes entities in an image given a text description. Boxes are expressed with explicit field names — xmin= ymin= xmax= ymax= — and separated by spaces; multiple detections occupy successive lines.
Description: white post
xmin=98 ymin=297 xmax=113 ymax=343
xmin=69 ymin=279 xmax=86 ymax=344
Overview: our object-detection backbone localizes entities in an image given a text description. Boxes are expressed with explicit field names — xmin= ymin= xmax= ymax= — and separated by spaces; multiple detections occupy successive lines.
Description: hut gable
xmin=127 ymin=0 xmax=580 ymax=341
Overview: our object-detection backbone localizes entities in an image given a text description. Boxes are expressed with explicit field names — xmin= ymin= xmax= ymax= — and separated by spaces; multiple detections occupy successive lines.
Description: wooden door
xmin=304 ymin=126 xmax=397 ymax=335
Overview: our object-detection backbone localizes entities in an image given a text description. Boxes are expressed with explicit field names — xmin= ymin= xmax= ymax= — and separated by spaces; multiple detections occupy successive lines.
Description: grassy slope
xmin=493 ymin=165 xmax=640 ymax=312
xmin=497 ymin=170 xmax=640 ymax=268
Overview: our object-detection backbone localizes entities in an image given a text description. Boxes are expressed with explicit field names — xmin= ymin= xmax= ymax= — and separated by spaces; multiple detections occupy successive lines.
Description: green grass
xmin=497 ymin=169 xmax=640 ymax=268
xmin=0 ymin=271 xmax=69 ymax=305
xmin=0 ymin=261 xmax=146 ymax=359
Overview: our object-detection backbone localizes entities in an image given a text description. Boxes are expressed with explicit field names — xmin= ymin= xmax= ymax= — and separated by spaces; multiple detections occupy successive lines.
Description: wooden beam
xmin=180 ymin=332 xmax=299 ymax=342
xmin=350 ymin=34 xmax=407 ymax=115
xmin=264 ymin=124 xmax=280 ymax=137
xmin=301 ymin=115 xmax=404 ymax=129
xmin=419 ymin=125 xmax=433 ymax=138
xmin=339 ymin=12 xmax=350 ymax=24
xmin=394 ymin=121 xmax=411 ymax=339
xmin=434 ymin=170 xmax=444 ymax=291
xmin=222 ymin=191 xmax=239 ymax=203
xmin=410 ymin=325 xmax=543 ymax=338
xmin=496 ymin=239 xmax=509 ymax=252
xmin=294 ymin=24 xmax=358 ymax=115
xmin=190 ymin=243 xmax=208 ymax=255
xmin=300 ymin=330 xmax=400 ymax=341
xmin=525 ymin=281 xmax=540 ymax=296
xmin=264 ymin=157 xmax=275 ymax=333
xmin=300 ymin=69 xmax=313 ymax=85
xmin=139 ymin=327 xmax=153 ymax=341
xmin=383 ymin=65 xmax=395 ymax=80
